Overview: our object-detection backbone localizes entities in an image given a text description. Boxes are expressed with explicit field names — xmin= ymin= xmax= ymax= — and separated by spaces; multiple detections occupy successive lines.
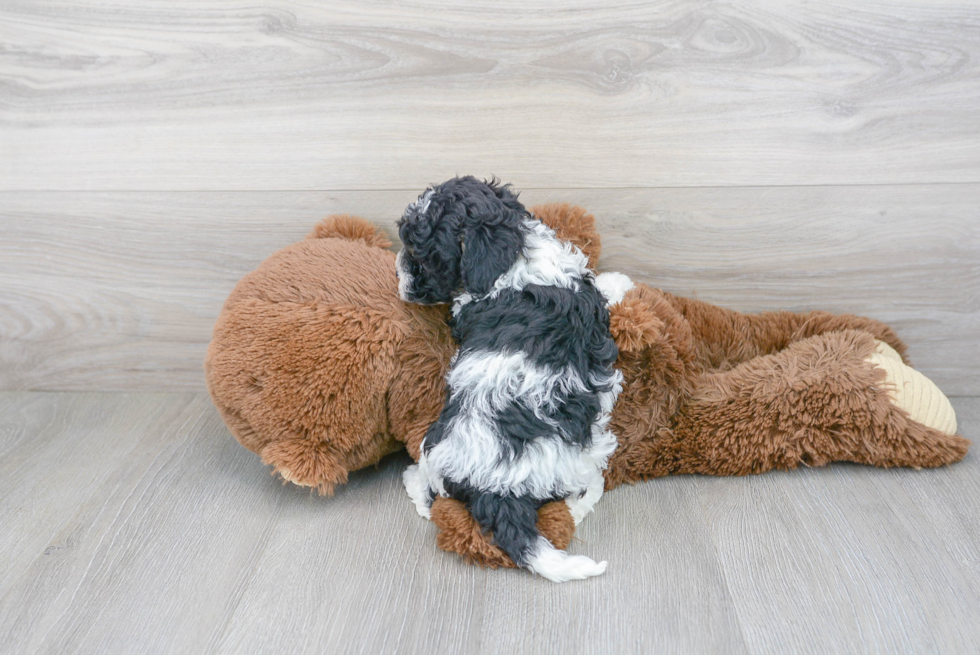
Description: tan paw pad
xmin=277 ymin=467 xmax=313 ymax=487
xmin=868 ymin=341 xmax=957 ymax=436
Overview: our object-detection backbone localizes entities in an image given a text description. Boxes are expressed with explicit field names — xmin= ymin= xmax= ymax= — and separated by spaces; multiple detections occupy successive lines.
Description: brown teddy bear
xmin=205 ymin=204 xmax=969 ymax=568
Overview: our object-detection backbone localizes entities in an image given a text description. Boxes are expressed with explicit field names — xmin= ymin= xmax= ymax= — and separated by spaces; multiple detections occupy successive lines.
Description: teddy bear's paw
xmin=873 ymin=340 xmax=903 ymax=363
xmin=608 ymin=296 xmax=664 ymax=352
xmin=277 ymin=467 xmax=312 ymax=488
xmin=868 ymin=340 xmax=957 ymax=436
xmin=260 ymin=439 xmax=349 ymax=495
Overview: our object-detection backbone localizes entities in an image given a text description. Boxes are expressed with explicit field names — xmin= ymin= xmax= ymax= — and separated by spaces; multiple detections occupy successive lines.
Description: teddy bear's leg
xmin=790 ymin=311 xmax=909 ymax=361
xmin=260 ymin=420 xmax=404 ymax=495
xmin=666 ymin=329 xmax=969 ymax=476
xmin=260 ymin=438 xmax=353 ymax=492
xmin=664 ymin=293 xmax=908 ymax=367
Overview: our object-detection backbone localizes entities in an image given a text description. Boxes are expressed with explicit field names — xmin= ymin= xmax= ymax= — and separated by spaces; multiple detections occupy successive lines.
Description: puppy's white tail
xmin=526 ymin=536 xmax=607 ymax=583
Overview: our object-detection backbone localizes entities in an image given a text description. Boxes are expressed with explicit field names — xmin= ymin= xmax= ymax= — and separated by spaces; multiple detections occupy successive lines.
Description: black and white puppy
xmin=396 ymin=176 xmax=633 ymax=582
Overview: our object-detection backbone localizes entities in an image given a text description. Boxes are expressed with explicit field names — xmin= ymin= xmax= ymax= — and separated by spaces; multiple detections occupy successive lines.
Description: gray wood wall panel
xmin=1 ymin=1 xmax=979 ymax=190
xmin=0 ymin=392 xmax=977 ymax=654
xmin=2 ymin=185 xmax=977 ymax=393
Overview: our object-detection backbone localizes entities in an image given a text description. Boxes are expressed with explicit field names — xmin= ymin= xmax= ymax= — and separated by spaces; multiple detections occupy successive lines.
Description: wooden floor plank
xmin=2 ymin=185 xmax=977 ymax=394
xmin=475 ymin=477 xmax=750 ymax=655
xmin=1 ymin=392 xmax=976 ymax=653
xmin=889 ymin=398 xmax=980 ymax=576
xmin=697 ymin=397 xmax=980 ymax=655
xmin=212 ymin=453 xmax=493 ymax=655
xmin=0 ymin=393 xmax=196 ymax=601
xmin=2 ymin=0 xmax=979 ymax=190
xmin=0 ymin=394 xmax=287 ymax=654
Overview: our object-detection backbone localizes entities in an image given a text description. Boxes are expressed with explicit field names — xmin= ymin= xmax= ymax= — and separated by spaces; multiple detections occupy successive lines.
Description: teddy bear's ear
xmin=531 ymin=203 xmax=602 ymax=269
xmin=307 ymin=214 xmax=393 ymax=249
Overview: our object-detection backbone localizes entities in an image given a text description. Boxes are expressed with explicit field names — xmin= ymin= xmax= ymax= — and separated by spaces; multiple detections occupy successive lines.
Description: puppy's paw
xmin=565 ymin=472 xmax=605 ymax=525
xmin=594 ymin=272 xmax=634 ymax=307
xmin=403 ymin=464 xmax=432 ymax=519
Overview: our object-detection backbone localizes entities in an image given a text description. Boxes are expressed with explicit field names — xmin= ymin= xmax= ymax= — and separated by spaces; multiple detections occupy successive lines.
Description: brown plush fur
xmin=206 ymin=216 xmax=451 ymax=494
xmin=604 ymin=295 xmax=967 ymax=487
xmin=205 ymin=204 xmax=970 ymax=564
xmin=307 ymin=214 xmax=393 ymax=248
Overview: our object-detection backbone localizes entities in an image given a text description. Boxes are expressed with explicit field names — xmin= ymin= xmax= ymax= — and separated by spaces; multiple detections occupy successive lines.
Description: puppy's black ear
xmin=459 ymin=180 xmax=527 ymax=296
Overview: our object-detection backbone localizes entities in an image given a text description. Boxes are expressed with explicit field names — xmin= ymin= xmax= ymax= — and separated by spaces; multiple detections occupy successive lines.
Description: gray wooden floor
xmin=1 ymin=392 xmax=978 ymax=654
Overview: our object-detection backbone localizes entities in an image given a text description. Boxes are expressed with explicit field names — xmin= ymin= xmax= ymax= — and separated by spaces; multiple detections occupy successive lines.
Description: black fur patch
xmin=452 ymin=282 xmax=618 ymax=380
xmin=443 ymin=477 xmax=543 ymax=566
xmin=422 ymin=390 xmax=460 ymax=455
xmin=422 ymin=281 xmax=617 ymax=460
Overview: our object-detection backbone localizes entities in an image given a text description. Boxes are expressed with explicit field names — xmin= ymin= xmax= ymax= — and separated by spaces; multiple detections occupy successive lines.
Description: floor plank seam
xmin=3 ymin=180 xmax=980 ymax=194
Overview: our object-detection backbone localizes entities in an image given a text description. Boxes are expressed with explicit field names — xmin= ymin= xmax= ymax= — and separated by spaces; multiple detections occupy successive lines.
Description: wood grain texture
xmin=3 ymin=1 xmax=977 ymax=649
xmin=0 ymin=392 xmax=977 ymax=654
xmin=698 ymin=447 xmax=980 ymax=653
xmin=0 ymin=393 xmax=205 ymax=609
xmin=0 ymin=393 xmax=289 ymax=654
xmin=698 ymin=398 xmax=980 ymax=654
xmin=1 ymin=0 xmax=979 ymax=190
xmin=2 ymin=185 xmax=977 ymax=393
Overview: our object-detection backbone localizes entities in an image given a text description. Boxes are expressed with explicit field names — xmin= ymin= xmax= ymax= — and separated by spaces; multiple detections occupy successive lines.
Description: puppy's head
xmin=396 ymin=176 xmax=528 ymax=304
